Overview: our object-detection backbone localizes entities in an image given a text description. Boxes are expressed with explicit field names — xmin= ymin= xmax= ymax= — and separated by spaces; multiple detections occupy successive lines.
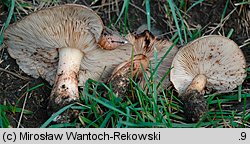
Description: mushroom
xmin=98 ymin=27 xmax=129 ymax=50
xmin=107 ymin=30 xmax=178 ymax=97
xmin=170 ymin=35 xmax=247 ymax=122
xmin=4 ymin=4 xmax=132 ymax=110
xmin=108 ymin=54 xmax=149 ymax=99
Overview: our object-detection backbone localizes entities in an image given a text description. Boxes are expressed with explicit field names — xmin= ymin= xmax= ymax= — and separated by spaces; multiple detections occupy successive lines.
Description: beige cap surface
xmin=170 ymin=35 xmax=247 ymax=94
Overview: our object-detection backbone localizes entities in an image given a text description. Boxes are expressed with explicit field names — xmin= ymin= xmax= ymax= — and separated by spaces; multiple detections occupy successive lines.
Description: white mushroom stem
xmin=186 ymin=74 xmax=207 ymax=93
xmin=50 ymin=47 xmax=83 ymax=105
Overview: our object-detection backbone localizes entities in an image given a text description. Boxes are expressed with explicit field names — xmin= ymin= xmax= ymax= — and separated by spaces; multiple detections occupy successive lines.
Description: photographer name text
xmin=2 ymin=131 xmax=161 ymax=142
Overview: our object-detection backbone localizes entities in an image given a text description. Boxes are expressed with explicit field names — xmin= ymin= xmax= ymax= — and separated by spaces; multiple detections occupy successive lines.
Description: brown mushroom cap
xmin=5 ymin=4 xmax=131 ymax=86
xmin=107 ymin=54 xmax=149 ymax=98
xmin=126 ymin=30 xmax=178 ymax=88
xmin=98 ymin=27 xmax=129 ymax=50
xmin=170 ymin=35 xmax=247 ymax=95
xmin=110 ymin=54 xmax=149 ymax=78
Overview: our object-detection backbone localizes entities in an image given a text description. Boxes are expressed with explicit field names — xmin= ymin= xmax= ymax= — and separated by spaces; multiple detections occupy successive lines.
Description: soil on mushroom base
xmin=0 ymin=0 xmax=249 ymax=127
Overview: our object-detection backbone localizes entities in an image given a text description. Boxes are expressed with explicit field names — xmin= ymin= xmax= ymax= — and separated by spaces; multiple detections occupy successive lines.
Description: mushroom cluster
xmin=5 ymin=4 xmax=132 ymax=110
xmin=170 ymin=35 xmax=247 ymax=122
xmin=4 ymin=3 xmax=247 ymax=123
xmin=107 ymin=30 xmax=178 ymax=98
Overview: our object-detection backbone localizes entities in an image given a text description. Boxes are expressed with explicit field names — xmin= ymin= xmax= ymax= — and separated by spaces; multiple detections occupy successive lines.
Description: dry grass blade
xmin=17 ymin=92 xmax=29 ymax=128
xmin=207 ymin=8 xmax=236 ymax=34
xmin=0 ymin=67 xmax=30 ymax=80
xmin=129 ymin=2 xmax=156 ymax=23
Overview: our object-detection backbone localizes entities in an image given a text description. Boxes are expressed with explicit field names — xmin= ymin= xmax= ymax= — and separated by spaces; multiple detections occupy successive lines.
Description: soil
xmin=0 ymin=0 xmax=249 ymax=127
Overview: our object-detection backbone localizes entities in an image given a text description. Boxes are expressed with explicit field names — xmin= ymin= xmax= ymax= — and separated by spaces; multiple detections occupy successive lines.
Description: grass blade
xmin=0 ymin=0 xmax=15 ymax=45
xmin=145 ymin=0 xmax=151 ymax=31
xmin=40 ymin=103 xmax=75 ymax=128
xmin=167 ymin=0 xmax=183 ymax=45
xmin=114 ymin=0 xmax=130 ymax=25
xmin=221 ymin=0 xmax=230 ymax=22
xmin=100 ymin=111 xmax=113 ymax=128
xmin=84 ymin=80 xmax=133 ymax=119
xmin=186 ymin=0 xmax=204 ymax=13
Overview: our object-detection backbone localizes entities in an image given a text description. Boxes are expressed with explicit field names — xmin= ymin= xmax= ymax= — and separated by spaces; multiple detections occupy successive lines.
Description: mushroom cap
xmin=170 ymin=35 xmax=247 ymax=94
xmin=110 ymin=54 xmax=149 ymax=80
xmin=78 ymin=45 xmax=132 ymax=86
xmin=107 ymin=54 xmax=149 ymax=97
xmin=98 ymin=27 xmax=129 ymax=50
xmin=126 ymin=30 xmax=178 ymax=88
xmin=5 ymin=4 xmax=132 ymax=85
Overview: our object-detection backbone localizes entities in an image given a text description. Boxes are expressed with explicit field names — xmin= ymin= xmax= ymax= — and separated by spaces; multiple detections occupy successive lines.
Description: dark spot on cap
xmin=215 ymin=60 xmax=221 ymax=65
xmin=58 ymin=71 xmax=63 ymax=76
xmin=207 ymin=54 xmax=212 ymax=60
xmin=61 ymin=84 xmax=66 ymax=89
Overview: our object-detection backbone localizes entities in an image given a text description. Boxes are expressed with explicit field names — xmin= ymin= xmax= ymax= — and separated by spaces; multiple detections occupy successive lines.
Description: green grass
xmin=42 ymin=39 xmax=249 ymax=128
xmin=0 ymin=83 xmax=43 ymax=128
xmin=42 ymin=78 xmax=250 ymax=128
xmin=0 ymin=0 xmax=15 ymax=45
xmin=0 ymin=0 xmax=249 ymax=128
xmin=114 ymin=0 xmax=130 ymax=34
xmin=145 ymin=0 xmax=151 ymax=31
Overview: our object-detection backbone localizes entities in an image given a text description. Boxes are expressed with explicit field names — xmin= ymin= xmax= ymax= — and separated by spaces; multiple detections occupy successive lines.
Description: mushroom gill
xmin=5 ymin=4 xmax=132 ymax=111
xmin=170 ymin=35 xmax=247 ymax=122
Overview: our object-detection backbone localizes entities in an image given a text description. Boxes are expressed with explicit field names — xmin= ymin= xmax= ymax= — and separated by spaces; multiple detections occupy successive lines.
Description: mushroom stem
xmin=49 ymin=47 xmax=83 ymax=109
xmin=186 ymin=74 xmax=207 ymax=93
xmin=182 ymin=74 xmax=207 ymax=122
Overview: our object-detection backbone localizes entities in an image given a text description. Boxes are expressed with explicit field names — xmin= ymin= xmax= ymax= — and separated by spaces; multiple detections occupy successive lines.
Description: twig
xmin=207 ymin=8 xmax=236 ymax=34
xmin=18 ymin=82 xmax=29 ymax=92
xmin=17 ymin=92 xmax=29 ymax=128
xmin=90 ymin=0 xmax=121 ymax=9
xmin=0 ymin=67 xmax=30 ymax=80
xmin=129 ymin=2 xmax=157 ymax=23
